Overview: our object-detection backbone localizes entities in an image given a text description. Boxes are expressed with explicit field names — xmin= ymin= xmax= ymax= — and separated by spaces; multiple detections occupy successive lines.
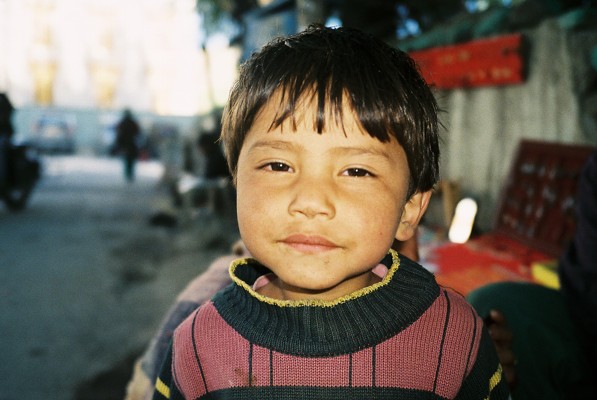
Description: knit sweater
xmin=153 ymin=250 xmax=508 ymax=399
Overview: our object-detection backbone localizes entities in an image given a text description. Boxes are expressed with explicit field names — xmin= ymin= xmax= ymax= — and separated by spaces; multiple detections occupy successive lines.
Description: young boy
xmin=153 ymin=25 xmax=508 ymax=399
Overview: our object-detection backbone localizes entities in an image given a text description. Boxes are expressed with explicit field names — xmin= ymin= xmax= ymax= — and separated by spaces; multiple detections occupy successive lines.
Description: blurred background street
xmin=0 ymin=155 xmax=239 ymax=400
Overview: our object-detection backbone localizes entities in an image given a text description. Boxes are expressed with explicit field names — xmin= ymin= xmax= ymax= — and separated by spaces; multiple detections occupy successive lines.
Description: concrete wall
xmin=437 ymin=18 xmax=597 ymax=230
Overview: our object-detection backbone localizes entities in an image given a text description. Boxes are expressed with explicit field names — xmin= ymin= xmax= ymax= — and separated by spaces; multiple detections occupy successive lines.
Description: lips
xmin=281 ymin=234 xmax=339 ymax=253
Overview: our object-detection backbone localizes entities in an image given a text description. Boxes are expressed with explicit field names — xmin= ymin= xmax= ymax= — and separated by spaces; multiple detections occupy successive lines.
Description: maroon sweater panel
xmin=171 ymin=289 xmax=482 ymax=399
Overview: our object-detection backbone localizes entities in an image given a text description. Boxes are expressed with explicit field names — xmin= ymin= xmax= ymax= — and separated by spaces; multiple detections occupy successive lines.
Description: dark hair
xmin=221 ymin=24 xmax=440 ymax=196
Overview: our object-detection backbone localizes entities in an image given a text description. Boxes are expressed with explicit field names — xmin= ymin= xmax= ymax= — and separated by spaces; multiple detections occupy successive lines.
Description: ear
xmin=395 ymin=190 xmax=432 ymax=241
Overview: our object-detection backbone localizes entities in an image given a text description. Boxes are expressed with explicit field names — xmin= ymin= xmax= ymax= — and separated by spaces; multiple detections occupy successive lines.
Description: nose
xmin=288 ymin=172 xmax=336 ymax=219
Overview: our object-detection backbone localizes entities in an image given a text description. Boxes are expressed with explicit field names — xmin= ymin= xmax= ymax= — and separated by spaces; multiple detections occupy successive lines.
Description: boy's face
xmin=235 ymin=98 xmax=420 ymax=301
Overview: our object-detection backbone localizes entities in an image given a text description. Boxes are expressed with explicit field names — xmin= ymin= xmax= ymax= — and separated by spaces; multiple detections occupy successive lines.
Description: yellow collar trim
xmin=228 ymin=249 xmax=401 ymax=308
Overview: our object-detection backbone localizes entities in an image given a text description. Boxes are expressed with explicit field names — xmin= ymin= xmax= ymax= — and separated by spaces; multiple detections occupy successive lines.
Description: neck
xmin=258 ymin=271 xmax=382 ymax=301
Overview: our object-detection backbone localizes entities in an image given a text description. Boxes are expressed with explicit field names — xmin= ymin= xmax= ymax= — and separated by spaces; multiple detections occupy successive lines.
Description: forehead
xmin=250 ymin=91 xmax=361 ymax=137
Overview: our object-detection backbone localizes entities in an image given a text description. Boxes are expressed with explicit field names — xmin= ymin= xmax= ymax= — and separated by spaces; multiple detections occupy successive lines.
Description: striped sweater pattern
xmin=154 ymin=251 xmax=508 ymax=399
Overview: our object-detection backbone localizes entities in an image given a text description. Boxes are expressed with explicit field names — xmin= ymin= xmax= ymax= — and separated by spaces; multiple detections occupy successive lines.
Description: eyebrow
xmin=246 ymin=140 xmax=299 ymax=153
xmin=246 ymin=140 xmax=392 ymax=160
xmin=330 ymin=146 xmax=392 ymax=160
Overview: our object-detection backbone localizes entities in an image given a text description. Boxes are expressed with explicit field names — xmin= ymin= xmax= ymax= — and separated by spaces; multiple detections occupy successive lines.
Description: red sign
xmin=409 ymin=33 xmax=525 ymax=89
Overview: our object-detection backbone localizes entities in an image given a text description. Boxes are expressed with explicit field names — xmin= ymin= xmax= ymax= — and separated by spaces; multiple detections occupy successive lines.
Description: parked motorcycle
xmin=0 ymin=140 xmax=41 ymax=211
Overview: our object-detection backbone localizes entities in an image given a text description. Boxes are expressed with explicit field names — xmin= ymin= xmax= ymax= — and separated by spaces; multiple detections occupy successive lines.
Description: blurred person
xmin=0 ymin=92 xmax=40 ymax=210
xmin=174 ymin=126 xmax=232 ymax=220
xmin=0 ymin=92 xmax=15 ymax=141
xmin=115 ymin=109 xmax=141 ymax=182
xmin=468 ymin=150 xmax=597 ymax=399
xmin=197 ymin=132 xmax=229 ymax=182
xmin=194 ymin=131 xmax=231 ymax=214
xmin=0 ymin=92 xmax=15 ymax=184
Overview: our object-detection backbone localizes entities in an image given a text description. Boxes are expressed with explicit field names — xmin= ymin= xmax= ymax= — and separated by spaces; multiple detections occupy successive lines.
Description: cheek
xmin=371 ymin=214 xmax=399 ymax=242
xmin=236 ymin=192 xmax=261 ymax=253
xmin=236 ymin=178 xmax=277 ymax=232
xmin=355 ymin=196 xmax=402 ymax=239
xmin=236 ymin=182 xmax=259 ymax=223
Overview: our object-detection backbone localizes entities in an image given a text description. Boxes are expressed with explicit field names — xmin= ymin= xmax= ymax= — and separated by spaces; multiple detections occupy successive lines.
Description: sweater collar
xmin=213 ymin=250 xmax=439 ymax=356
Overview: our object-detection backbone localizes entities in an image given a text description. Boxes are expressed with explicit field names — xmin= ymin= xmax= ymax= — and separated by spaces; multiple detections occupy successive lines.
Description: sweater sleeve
xmin=152 ymin=342 xmax=185 ymax=400
xmin=456 ymin=327 xmax=510 ymax=399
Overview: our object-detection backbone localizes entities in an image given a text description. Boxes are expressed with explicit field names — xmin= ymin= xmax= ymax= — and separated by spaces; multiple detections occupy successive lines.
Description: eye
xmin=262 ymin=162 xmax=292 ymax=172
xmin=343 ymin=168 xmax=373 ymax=177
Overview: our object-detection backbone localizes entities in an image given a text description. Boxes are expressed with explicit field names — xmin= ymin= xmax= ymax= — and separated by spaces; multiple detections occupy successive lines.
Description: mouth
xmin=280 ymin=234 xmax=339 ymax=253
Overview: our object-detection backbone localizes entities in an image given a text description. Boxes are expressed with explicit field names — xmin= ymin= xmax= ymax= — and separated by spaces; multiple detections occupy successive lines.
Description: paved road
xmin=0 ymin=156 xmax=239 ymax=400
